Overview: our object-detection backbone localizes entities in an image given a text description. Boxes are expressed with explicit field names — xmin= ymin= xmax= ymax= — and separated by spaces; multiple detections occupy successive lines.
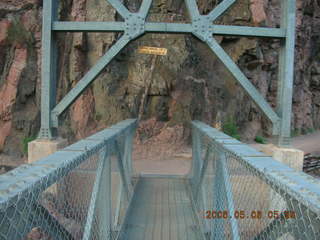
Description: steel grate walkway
xmin=118 ymin=177 xmax=203 ymax=240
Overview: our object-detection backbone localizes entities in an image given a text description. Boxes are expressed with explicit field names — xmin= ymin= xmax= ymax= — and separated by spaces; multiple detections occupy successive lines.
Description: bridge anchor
xmin=28 ymin=138 xmax=68 ymax=163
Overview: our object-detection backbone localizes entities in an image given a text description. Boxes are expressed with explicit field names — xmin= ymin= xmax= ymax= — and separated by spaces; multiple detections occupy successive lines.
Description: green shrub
xmin=307 ymin=128 xmax=315 ymax=134
xmin=23 ymin=136 xmax=37 ymax=154
xmin=301 ymin=127 xmax=316 ymax=135
xmin=255 ymin=136 xmax=267 ymax=144
xmin=222 ymin=118 xmax=240 ymax=140
xmin=95 ymin=113 xmax=102 ymax=122
xmin=8 ymin=19 xmax=32 ymax=44
xmin=291 ymin=129 xmax=300 ymax=137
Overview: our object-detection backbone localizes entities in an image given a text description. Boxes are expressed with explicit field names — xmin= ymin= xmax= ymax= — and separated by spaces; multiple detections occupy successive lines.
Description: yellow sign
xmin=138 ymin=46 xmax=168 ymax=56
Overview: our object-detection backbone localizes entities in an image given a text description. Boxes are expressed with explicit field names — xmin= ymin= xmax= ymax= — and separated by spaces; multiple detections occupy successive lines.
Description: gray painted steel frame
xmin=40 ymin=0 xmax=296 ymax=146
xmin=40 ymin=0 xmax=59 ymax=139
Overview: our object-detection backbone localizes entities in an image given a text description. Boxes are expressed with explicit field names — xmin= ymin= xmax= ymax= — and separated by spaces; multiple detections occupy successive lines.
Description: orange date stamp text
xmin=200 ymin=210 xmax=296 ymax=220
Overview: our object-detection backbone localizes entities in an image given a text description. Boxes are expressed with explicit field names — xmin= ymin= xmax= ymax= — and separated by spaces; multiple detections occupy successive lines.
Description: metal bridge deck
xmin=119 ymin=176 xmax=203 ymax=240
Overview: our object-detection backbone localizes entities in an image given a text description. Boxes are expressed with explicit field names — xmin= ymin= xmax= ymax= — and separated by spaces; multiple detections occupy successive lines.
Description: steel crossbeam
xmin=41 ymin=0 xmax=297 ymax=146
xmin=53 ymin=22 xmax=285 ymax=38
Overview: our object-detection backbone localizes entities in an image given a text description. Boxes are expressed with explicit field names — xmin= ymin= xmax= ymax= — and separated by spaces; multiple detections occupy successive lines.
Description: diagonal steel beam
xmin=185 ymin=0 xmax=200 ymax=19
xmin=107 ymin=0 xmax=131 ymax=19
xmin=208 ymin=0 xmax=236 ymax=21
xmin=139 ymin=0 xmax=153 ymax=18
xmin=51 ymin=36 xmax=130 ymax=124
xmin=205 ymin=36 xmax=280 ymax=132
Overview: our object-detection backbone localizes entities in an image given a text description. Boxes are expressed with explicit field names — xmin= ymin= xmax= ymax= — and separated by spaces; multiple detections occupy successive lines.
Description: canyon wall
xmin=0 ymin=0 xmax=319 ymax=160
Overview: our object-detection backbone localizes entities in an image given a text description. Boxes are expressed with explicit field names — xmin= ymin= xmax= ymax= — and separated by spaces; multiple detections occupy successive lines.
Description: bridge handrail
xmin=0 ymin=119 xmax=137 ymax=209
xmin=192 ymin=121 xmax=320 ymax=214
xmin=191 ymin=121 xmax=320 ymax=239
xmin=0 ymin=119 xmax=138 ymax=240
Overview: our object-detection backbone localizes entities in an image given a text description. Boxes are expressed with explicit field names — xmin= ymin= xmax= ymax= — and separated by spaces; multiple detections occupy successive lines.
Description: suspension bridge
xmin=0 ymin=119 xmax=320 ymax=239
xmin=1 ymin=0 xmax=320 ymax=239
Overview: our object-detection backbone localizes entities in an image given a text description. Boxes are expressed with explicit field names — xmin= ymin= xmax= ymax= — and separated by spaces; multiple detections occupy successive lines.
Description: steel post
xmin=39 ymin=0 xmax=58 ymax=139
xmin=98 ymin=149 xmax=111 ymax=240
xmin=191 ymin=126 xmax=202 ymax=189
xmin=277 ymin=0 xmax=297 ymax=147
xmin=211 ymin=151 xmax=225 ymax=240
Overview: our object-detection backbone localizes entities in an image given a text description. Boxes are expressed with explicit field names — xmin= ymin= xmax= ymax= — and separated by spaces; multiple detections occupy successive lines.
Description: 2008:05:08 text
xmin=201 ymin=210 xmax=296 ymax=220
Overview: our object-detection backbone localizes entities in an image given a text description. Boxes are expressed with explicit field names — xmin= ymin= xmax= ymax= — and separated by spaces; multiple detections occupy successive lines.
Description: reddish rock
xmin=0 ymin=20 xmax=11 ymax=45
xmin=71 ymin=90 xmax=96 ymax=139
xmin=68 ymin=0 xmax=96 ymax=140
xmin=70 ymin=0 xmax=87 ymax=49
xmin=0 ymin=0 xmax=319 ymax=157
xmin=0 ymin=0 xmax=38 ymax=9
xmin=250 ymin=0 xmax=267 ymax=25
xmin=0 ymin=47 xmax=27 ymax=151
xmin=21 ymin=9 xmax=38 ymax=33
xmin=0 ymin=122 xmax=11 ymax=152
xmin=134 ymin=118 xmax=187 ymax=161
xmin=71 ymin=0 xmax=86 ymax=21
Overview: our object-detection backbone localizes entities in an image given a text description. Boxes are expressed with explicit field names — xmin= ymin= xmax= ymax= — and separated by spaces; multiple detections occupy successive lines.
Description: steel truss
xmin=40 ymin=0 xmax=296 ymax=147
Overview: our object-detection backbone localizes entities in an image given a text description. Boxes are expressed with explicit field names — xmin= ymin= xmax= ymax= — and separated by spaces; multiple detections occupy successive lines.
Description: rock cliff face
xmin=0 ymin=0 xmax=319 ymax=159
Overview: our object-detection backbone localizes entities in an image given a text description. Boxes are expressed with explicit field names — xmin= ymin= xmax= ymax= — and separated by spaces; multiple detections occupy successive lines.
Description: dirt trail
xmin=133 ymin=131 xmax=320 ymax=175
xmin=1 ymin=131 xmax=319 ymax=175
xmin=292 ymin=131 xmax=320 ymax=155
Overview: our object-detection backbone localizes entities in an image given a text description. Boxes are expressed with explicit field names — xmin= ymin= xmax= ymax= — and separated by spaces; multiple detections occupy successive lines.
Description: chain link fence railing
xmin=190 ymin=121 xmax=320 ymax=240
xmin=0 ymin=119 xmax=138 ymax=240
